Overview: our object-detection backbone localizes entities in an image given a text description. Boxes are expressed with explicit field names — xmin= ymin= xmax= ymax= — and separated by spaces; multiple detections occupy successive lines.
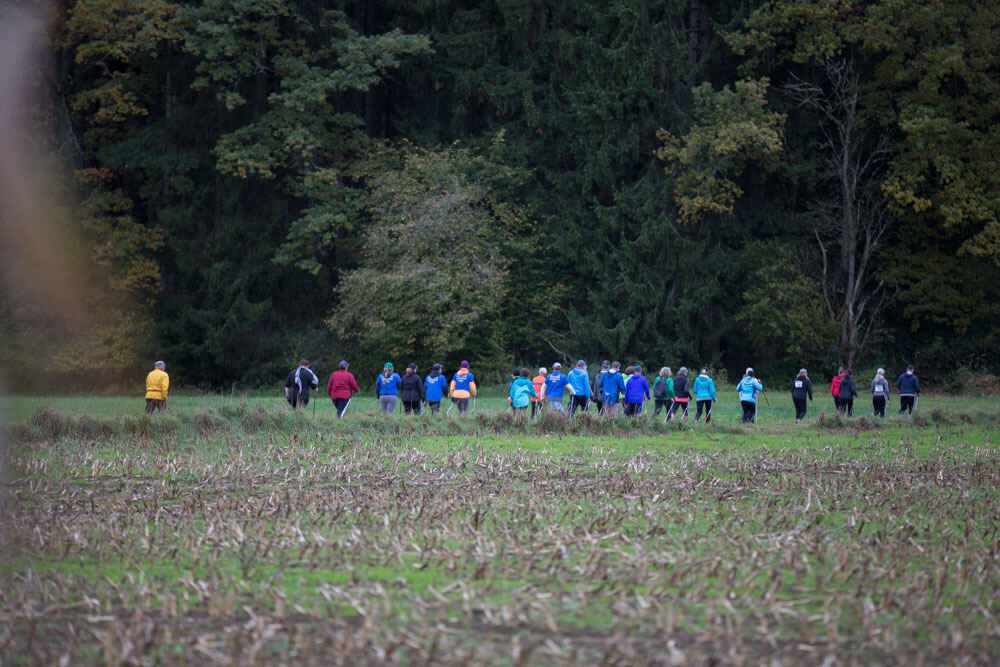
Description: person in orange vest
xmin=531 ymin=367 xmax=547 ymax=419
xmin=449 ymin=360 xmax=477 ymax=414
xmin=145 ymin=361 xmax=169 ymax=414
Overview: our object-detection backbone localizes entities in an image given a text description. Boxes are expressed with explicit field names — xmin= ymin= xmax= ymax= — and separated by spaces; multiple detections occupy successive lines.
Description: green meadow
xmin=2 ymin=393 xmax=999 ymax=663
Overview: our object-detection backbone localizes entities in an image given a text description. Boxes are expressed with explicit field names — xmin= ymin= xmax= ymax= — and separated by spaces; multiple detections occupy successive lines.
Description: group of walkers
xmin=281 ymin=359 xmax=476 ymax=417
xmin=144 ymin=357 xmax=921 ymax=423
xmin=509 ymin=360 xmax=723 ymax=422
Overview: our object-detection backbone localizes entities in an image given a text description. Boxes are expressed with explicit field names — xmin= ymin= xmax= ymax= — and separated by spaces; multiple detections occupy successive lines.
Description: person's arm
xmin=310 ymin=370 xmax=319 ymax=390
xmin=915 ymin=376 xmax=921 ymax=395
xmin=644 ymin=378 xmax=650 ymax=400
xmin=469 ymin=379 xmax=477 ymax=397
xmin=807 ymin=380 xmax=812 ymax=401
xmin=161 ymin=373 xmax=169 ymax=400
xmin=375 ymin=376 xmax=381 ymax=395
xmin=449 ymin=378 xmax=456 ymax=398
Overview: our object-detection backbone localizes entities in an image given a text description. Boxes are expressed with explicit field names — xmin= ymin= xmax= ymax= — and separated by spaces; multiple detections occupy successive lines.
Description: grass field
xmin=2 ymin=392 xmax=1000 ymax=663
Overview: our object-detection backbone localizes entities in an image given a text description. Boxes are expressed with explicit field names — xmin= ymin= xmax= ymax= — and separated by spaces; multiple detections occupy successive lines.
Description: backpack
xmin=653 ymin=377 xmax=667 ymax=399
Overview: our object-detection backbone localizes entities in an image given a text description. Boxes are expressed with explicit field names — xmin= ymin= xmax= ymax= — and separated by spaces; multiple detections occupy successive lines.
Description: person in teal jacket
xmin=509 ymin=368 xmax=537 ymax=412
xmin=737 ymin=368 xmax=763 ymax=424
xmin=692 ymin=367 xmax=717 ymax=424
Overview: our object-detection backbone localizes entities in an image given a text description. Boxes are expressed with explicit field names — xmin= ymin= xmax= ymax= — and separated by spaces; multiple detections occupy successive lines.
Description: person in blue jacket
xmin=543 ymin=362 xmax=575 ymax=412
xmin=896 ymin=364 xmax=921 ymax=414
xmin=509 ymin=368 xmax=537 ymax=413
xmin=423 ymin=363 xmax=447 ymax=414
xmin=599 ymin=361 xmax=626 ymax=415
xmin=566 ymin=360 xmax=592 ymax=416
xmin=691 ymin=367 xmax=717 ymax=423
xmin=375 ymin=362 xmax=402 ymax=415
xmin=737 ymin=367 xmax=763 ymax=424
xmin=623 ymin=365 xmax=651 ymax=416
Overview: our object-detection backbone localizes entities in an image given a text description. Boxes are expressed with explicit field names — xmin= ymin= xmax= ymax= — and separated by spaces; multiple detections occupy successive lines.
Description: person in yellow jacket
xmin=449 ymin=360 xmax=477 ymax=414
xmin=145 ymin=361 xmax=169 ymax=414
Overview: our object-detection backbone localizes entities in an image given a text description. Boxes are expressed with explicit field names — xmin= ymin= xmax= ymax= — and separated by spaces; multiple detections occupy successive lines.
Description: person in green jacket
xmin=652 ymin=367 xmax=674 ymax=418
xmin=509 ymin=367 xmax=537 ymax=413
xmin=691 ymin=367 xmax=717 ymax=423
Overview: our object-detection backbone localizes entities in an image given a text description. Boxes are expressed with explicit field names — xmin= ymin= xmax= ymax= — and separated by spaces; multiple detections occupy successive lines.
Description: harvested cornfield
xmin=2 ymin=399 xmax=999 ymax=664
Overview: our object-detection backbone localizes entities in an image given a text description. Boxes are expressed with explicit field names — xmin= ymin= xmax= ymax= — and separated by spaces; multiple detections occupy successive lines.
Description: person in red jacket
xmin=327 ymin=360 xmax=360 ymax=418
xmin=830 ymin=366 xmax=845 ymax=412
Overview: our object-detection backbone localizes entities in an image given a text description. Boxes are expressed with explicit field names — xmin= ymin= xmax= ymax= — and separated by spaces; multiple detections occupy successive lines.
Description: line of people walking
xmin=274 ymin=359 xmax=921 ymax=422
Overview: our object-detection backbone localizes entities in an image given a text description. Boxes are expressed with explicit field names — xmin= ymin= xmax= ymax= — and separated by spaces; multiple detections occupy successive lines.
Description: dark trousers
xmin=570 ymin=395 xmax=589 ymax=415
xmin=455 ymin=398 xmax=469 ymax=414
xmin=624 ymin=402 xmax=642 ymax=417
xmin=872 ymin=395 xmax=886 ymax=418
xmin=652 ymin=399 xmax=671 ymax=417
xmin=833 ymin=397 xmax=841 ymax=412
xmin=403 ymin=400 xmax=421 ymax=414
xmin=695 ymin=399 xmax=713 ymax=423
xmin=740 ymin=400 xmax=756 ymax=423
xmin=334 ymin=398 xmax=350 ymax=417
xmin=793 ymin=397 xmax=808 ymax=421
xmin=145 ymin=399 xmax=165 ymax=414
xmin=289 ymin=392 xmax=309 ymax=409
xmin=531 ymin=402 xmax=541 ymax=419
xmin=838 ymin=398 xmax=854 ymax=416
xmin=899 ymin=395 xmax=915 ymax=414
xmin=667 ymin=400 xmax=688 ymax=420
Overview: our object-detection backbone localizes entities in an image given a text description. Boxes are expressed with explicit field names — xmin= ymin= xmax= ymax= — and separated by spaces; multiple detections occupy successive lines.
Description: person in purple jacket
xmin=623 ymin=365 xmax=651 ymax=417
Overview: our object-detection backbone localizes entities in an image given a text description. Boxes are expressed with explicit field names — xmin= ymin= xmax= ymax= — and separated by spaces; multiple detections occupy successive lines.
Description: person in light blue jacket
xmin=737 ymin=368 xmax=763 ymax=424
xmin=692 ymin=367 xmax=717 ymax=424
xmin=567 ymin=360 xmax=592 ymax=416
xmin=509 ymin=368 xmax=537 ymax=412
xmin=599 ymin=361 xmax=626 ymax=415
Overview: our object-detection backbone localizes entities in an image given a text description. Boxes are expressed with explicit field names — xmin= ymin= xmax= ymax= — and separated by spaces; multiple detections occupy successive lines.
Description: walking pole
xmin=473 ymin=396 xmax=477 ymax=412
xmin=312 ymin=395 xmax=316 ymax=420
xmin=341 ymin=398 xmax=352 ymax=417
xmin=447 ymin=399 xmax=454 ymax=415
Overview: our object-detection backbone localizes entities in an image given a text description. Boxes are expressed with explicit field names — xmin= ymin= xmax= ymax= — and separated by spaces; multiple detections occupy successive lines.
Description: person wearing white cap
xmin=543 ymin=362 xmax=575 ymax=412
xmin=145 ymin=360 xmax=169 ymax=414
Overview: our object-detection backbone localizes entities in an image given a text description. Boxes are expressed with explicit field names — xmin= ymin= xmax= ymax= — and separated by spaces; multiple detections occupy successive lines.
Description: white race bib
xmin=794 ymin=381 xmax=803 ymax=388
xmin=874 ymin=385 xmax=883 ymax=394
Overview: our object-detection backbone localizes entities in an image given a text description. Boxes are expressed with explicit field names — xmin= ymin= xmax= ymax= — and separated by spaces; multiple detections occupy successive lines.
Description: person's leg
xmin=740 ymin=401 xmax=752 ymax=423
xmin=905 ymin=396 xmax=915 ymax=414
xmin=156 ymin=399 xmax=166 ymax=412
xmin=666 ymin=400 xmax=678 ymax=421
xmin=846 ymin=399 xmax=853 ymax=417
xmin=531 ymin=402 xmax=537 ymax=419
xmin=578 ymin=396 xmax=588 ymax=414
xmin=457 ymin=398 xmax=468 ymax=414
xmin=145 ymin=399 xmax=155 ymax=414
xmin=428 ymin=401 xmax=440 ymax=414
xmin=681 ymin=401 xmax=689 ymax=420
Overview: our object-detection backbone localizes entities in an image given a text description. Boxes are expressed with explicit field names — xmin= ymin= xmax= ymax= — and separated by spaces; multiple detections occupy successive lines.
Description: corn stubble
xmin=2 ymin=408 xmax=999 ymax=664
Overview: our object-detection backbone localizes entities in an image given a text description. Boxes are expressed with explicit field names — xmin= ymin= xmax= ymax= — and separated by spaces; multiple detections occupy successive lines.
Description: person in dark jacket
xmin=400 ymin=363 xmax=425 ymax=414
xmin=790 ymin=368 xmax=813 ymax=422
xmin=327 ymin=360 xmax=360 ymax=417
xmin=897 ymin=365 xmax=921 ymax=414
xmin=666 ymin=367 xmax=690 ymax=421
xmin=837 ymin=369 xmax=858 ymax=416
xmin=285 ymin=359 xmax=319 ymax=409
xmin=423 ymin=363 xmax=447 ymax=414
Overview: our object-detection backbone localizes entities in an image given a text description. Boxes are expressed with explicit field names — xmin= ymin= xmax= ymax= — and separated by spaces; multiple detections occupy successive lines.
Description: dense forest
xmin=2 ymin=0 xmax=998 ymax=391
